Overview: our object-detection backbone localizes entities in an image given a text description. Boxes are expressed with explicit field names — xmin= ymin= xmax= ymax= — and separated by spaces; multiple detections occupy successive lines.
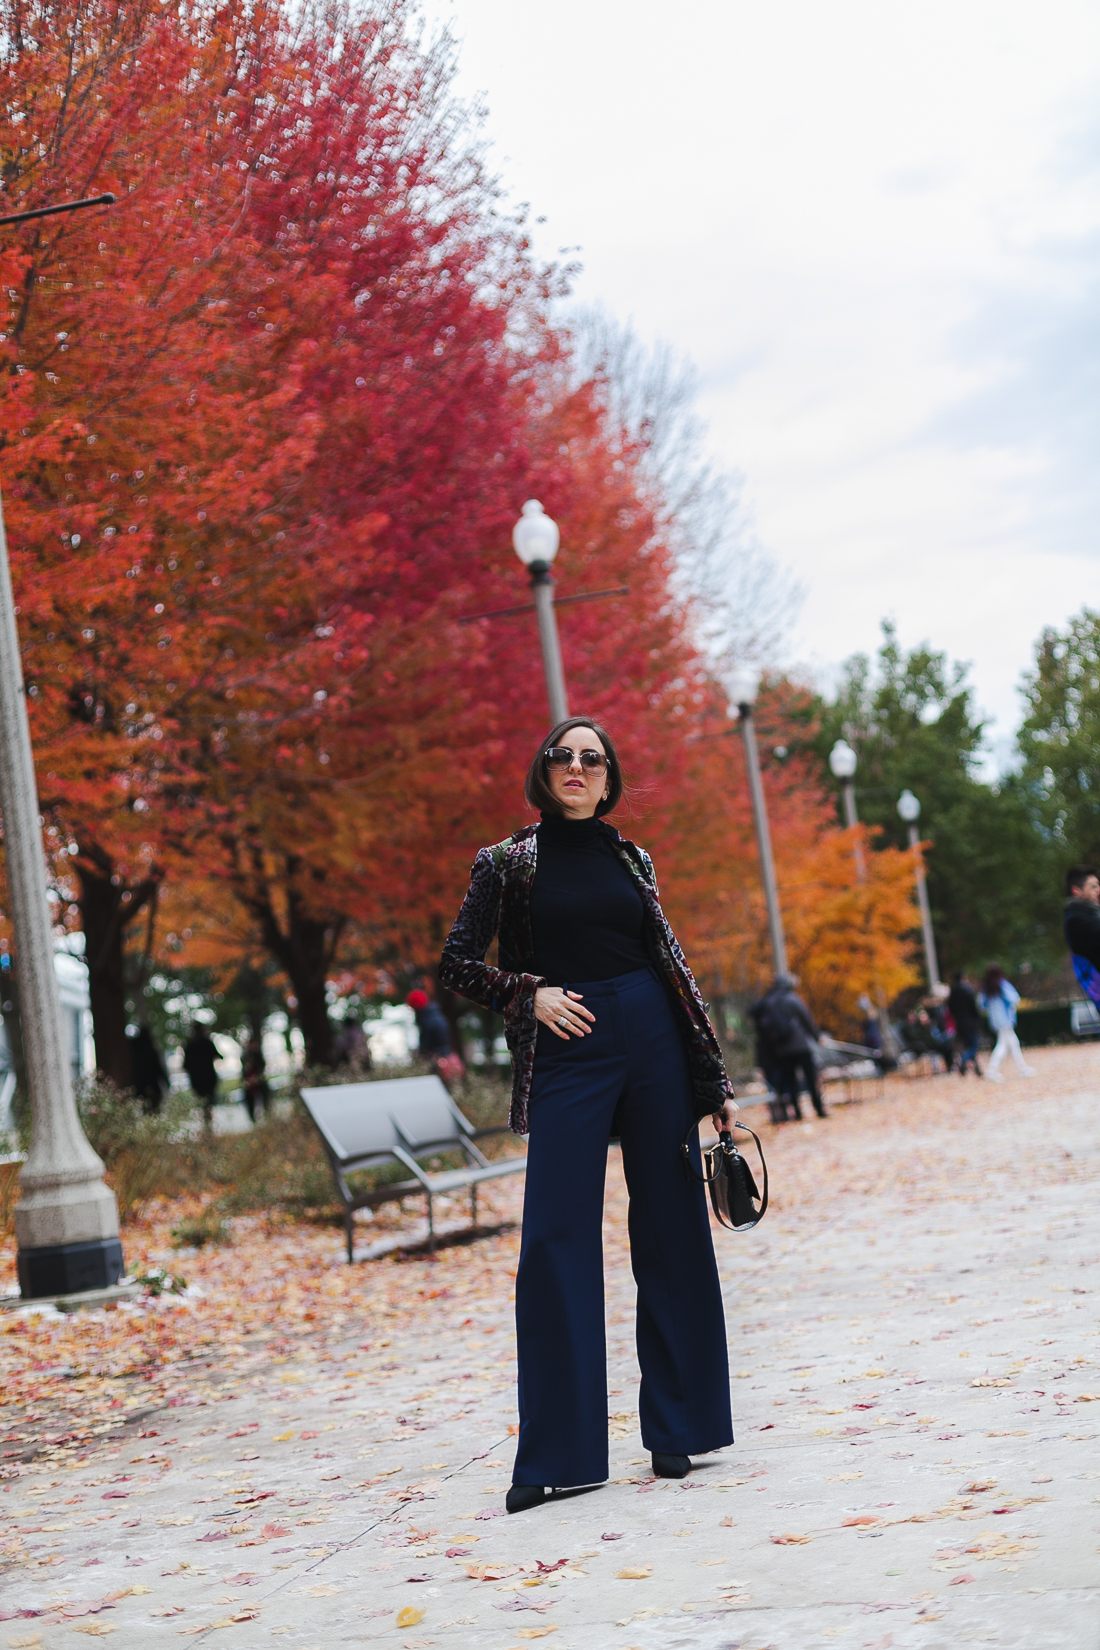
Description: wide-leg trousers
xmin=512 ymin=967 xmax=733 ymax=1489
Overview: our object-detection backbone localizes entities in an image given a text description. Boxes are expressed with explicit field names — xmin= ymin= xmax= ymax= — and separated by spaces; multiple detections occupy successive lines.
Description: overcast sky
xmin=426 ymin=0 xmax=1100 ymax=765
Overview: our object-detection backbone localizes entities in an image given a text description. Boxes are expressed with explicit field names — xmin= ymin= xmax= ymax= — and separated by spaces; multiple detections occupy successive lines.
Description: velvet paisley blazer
xmin=439 ymin=820 xmax=735 ymax=1135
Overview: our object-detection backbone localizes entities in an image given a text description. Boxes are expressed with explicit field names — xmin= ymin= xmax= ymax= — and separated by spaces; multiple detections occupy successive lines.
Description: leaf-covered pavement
xmin=1 ymin=1046 xmax=1098 ymax=1647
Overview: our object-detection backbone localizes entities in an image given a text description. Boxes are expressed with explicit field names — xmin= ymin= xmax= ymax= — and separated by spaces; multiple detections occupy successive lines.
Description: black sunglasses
xmin=544 ymin=745 xmax=608 ymax=775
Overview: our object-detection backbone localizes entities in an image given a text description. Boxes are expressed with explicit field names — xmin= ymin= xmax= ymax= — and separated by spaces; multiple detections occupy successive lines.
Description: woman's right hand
xmin=534 ymin=986 xmax=596 ymax=1041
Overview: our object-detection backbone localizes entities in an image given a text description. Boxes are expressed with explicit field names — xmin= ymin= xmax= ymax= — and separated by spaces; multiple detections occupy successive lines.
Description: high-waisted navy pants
xmin=512 ymin=967 xmax=733 ymax=1489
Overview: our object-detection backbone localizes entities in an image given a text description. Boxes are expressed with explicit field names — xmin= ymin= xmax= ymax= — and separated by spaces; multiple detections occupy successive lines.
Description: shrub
xmin=170 ymin=1209 xmax=230 ymax=1249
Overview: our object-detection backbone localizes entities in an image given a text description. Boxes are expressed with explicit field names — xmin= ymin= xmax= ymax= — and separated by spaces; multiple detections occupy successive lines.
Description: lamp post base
xmin=17 ymin=1236 xmax=124 ymax=1300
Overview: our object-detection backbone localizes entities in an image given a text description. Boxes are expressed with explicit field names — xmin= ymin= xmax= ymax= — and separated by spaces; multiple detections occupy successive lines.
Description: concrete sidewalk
xmin=1 ymin=1046 xmax=1098 ymax=1647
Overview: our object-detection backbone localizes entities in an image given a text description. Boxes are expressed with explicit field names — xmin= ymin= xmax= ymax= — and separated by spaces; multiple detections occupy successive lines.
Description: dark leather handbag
xmin=680 ymin=1119 xmax=768 ymax=1232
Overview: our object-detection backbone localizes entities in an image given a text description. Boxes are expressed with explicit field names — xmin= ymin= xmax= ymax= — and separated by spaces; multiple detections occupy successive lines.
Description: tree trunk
xmin=75 ymin=842 xmax=160 ymax=1087
xmin=246 ymin=858 xmax=342 ymax=1068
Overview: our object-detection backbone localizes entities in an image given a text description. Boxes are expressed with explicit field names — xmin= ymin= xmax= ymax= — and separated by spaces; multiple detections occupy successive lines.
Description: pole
xmin=839 ymin=774 xmax=899 ymax=1058
xmin=0 ymin=492 xmax=122 ymax=1298
xmin=530 ymin=565 xmax=568 ymax=726
xmin=737 ymin=703 xmax=788 ymax=976
xmin=907 ymin=821 xmax=941 ymax=989
xmin=840 ymin=777 xmax=866 ymax=875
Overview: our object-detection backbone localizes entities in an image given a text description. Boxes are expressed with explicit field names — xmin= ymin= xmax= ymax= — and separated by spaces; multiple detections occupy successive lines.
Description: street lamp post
xmin=512 ymin=501 xmax=568 ymax=726
xmin=1 ymin=192 xmax=123 ymax=1298
xmin=897 ymin=789 xmax=941 ymax=990
xmin=729 ymin=667 xmax=788 ymax=977
xmin=827 ymin=737 xmax=899 ymax=1057
xmin=0 ymin=493 xmax=122 ymax=1297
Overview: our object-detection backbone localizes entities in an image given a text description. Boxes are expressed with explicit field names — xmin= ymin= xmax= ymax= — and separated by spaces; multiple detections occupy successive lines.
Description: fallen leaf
xmin=273 ymin=1432 xmax=295 ymax=1442
xmin=842 ymin=1515 xmax=880 ymax=1527
xmin=158 ymin=1516 xmax=194 ymax=1528
xmin=772 ymin=1534 xmax=812 ymax=1545
xmin=970 ymin=1378 xmax=1011 ymax=1388
xmin=617 ymin=1566 xmax=652 ymax=1579
xmin=949 ymin=1574 xmax=975 ymax=1585
xmin=516 ymin=1632 xmax=559 ymax=1641
xmin=395 ymin=1607 xmax=424 ymax=1628
xmin=601 ymin=1532 xmax=625 ymax=1541
xmin=465 ymin=1563 xmax=518 ymax=1581
xmin=70 ymin=1629 xmax=118 ymax=1639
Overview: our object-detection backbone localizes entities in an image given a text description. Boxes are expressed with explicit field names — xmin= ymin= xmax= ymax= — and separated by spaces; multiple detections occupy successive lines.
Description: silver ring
xmin=558 ymin=1015 xmax=568 ymax=1029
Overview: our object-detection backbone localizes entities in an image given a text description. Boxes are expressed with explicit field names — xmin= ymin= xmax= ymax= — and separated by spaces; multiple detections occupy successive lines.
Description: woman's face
xmin=545 ymin=726 xmax=609 ymax=820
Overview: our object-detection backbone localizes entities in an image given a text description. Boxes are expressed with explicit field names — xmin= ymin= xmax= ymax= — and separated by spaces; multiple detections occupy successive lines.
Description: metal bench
xmin=299 ymin=1075 xmax=527 ymax=1261
xmin=1071 ymin=1000 xmax=1100 ymax=1038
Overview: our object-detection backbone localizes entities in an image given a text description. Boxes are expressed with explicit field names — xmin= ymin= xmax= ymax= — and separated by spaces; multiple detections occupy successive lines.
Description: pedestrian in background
xmin=857 ymin=993 xmax=882 ymax=1055
xmin=407 ymin=987 xmax=465 ymax=1086
xmin=748 ymin=999 xmax=788 ymax=1123
xmin=978 ymin=966 xmax=1034 ymax=1082
xmin=925 ymin=983 xmax=956 ymax=1072
xmin=1063 ymin=865 xmax=1100 ymax=1008
xmin=948 ymin=972 xmax=983 ymax=1076
xmin=751 ymin=974 xmax=827 ymax=1120
xmin=129 ymin=1024 xmax=169 ymax=1113
xmin=183 ymin=1023 xmax=220 ymax=1129
xmin=241 ymin=1033 xmax=270 ymax=1124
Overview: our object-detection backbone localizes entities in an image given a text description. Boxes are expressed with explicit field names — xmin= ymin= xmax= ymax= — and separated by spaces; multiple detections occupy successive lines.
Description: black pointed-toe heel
xmin=506 ymin=1483 xmax=546 ymax=1514
xmin=651 ymin=1452 xmax=691 ymax=1479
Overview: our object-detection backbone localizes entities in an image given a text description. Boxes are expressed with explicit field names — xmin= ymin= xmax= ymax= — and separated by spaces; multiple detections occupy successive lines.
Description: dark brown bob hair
xmin=524 ymin=716 xmax=624 ymax=819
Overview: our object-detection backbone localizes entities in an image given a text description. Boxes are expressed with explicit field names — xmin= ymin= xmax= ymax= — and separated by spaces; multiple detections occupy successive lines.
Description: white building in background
xmin=0 ymin=951 xmax=93 ymax=1137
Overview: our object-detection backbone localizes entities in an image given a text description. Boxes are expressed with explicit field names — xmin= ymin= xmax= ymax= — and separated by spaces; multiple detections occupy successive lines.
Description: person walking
xmin=978 ymin=966 xmax=1034 ymax=1082
xmin=128 ymin=1024 xmax=169 ymax=1112
xmin=948 ymin=972 xmax=983 ymax=1076
xmin=1063 ymin=865 xmax=1100 ymax=1009
xmin=750 ymin=974 xmax=827 ymax=1120
xmin=183 ymin=1023 xmax=220 ymax=1129
xmin=241 ymin=1033 xmax=270 ymax=1124
xmin=441 ymin=718 xmax=736 ymax=1514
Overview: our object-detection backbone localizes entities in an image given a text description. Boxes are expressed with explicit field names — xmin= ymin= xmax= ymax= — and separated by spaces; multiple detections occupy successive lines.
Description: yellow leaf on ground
xmin=273 ymin=1431 xmax=295 ymax=1442
xmin=616 ymin=1566 xmax=652 ymax=1579
xmin=516 ymin=1631 xmax=559 ymax=1640
xmin=128 ymin=1586 xmax=152 ymax=1596
xmin=158 ymin=1516 xmax=195 ymax=1527
xmin=70 ymin=1629 xmax=119 ymax=1639
xmin=396 ymin=1608 xmax=424 ymax=1628
xmin=772 ymin=1533 xmax=812 ymax=1545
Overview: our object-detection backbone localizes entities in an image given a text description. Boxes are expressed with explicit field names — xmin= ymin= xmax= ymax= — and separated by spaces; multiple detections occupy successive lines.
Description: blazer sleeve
xmin=439 ymin=847 xmax=545 ymax=1014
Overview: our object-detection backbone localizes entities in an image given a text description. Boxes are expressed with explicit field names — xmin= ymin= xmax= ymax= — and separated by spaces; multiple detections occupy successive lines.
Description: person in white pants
xmin=978 ymin=966 xmax=1035 ymax=1081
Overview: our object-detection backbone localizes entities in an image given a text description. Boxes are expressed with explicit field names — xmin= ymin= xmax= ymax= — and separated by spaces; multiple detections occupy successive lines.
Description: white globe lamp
xmin=512 ymin=500 xmax=560 ymax=569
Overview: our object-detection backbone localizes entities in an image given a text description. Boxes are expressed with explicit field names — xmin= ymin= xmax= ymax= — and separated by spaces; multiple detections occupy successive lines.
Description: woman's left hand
xmin=711 ymin=1098 xmax=738 ymax=1134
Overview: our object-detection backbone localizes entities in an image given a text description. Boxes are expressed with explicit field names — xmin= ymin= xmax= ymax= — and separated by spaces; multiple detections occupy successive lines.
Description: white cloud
xmin=428 ymin=0 xmax=1100 ymax=752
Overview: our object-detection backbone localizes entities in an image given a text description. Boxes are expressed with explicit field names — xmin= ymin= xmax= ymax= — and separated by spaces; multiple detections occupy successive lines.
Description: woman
xmin=440 ymin=717 xmax=736 ymax=1515
xmin=978 ymin=965 xmax=1035 ymax=1082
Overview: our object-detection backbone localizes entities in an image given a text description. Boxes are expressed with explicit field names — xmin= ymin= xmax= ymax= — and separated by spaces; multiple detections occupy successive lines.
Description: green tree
xmin=813 ymin=623 xmax=1058 ymax=981
xmin=1018 ymin=609 xmax=1100 ymax=864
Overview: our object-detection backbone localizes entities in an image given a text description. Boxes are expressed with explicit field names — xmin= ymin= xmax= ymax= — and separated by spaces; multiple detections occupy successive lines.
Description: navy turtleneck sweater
xmin=529 ymin=811 xmax=649 ymax=985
